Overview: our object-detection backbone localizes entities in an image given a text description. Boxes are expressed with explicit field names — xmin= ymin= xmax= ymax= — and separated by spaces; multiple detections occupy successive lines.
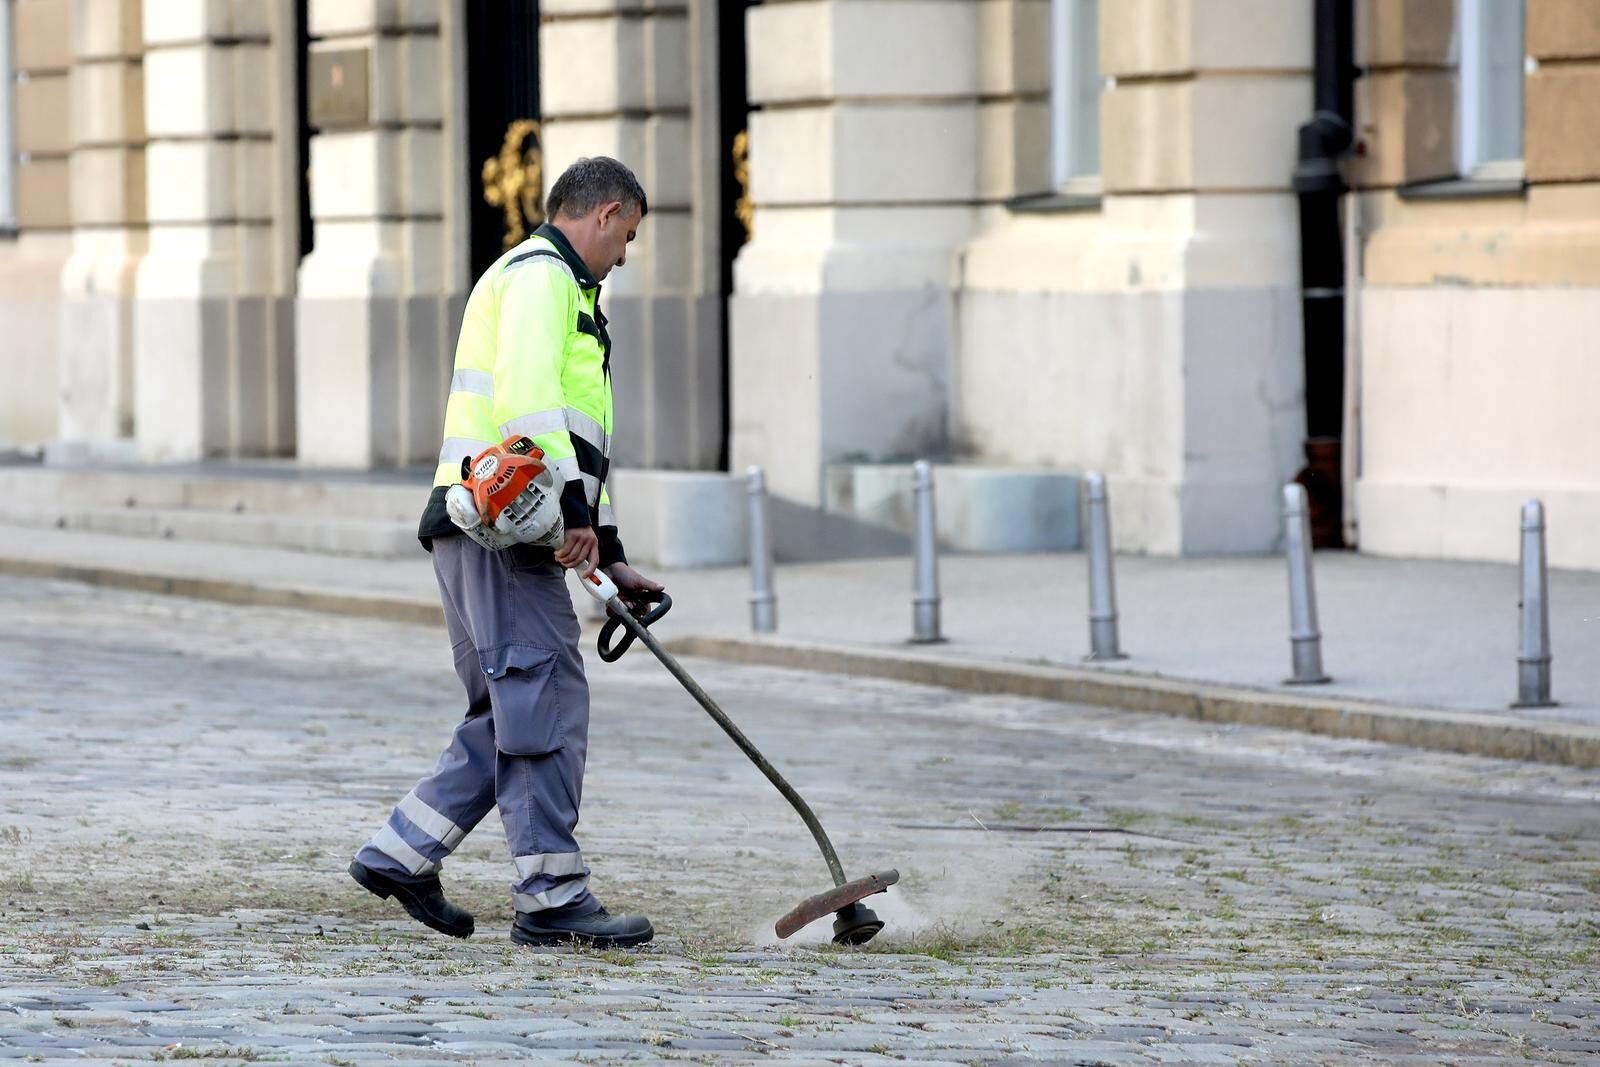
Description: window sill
xmin=1396 ymin=176 xmax=1527 ymax=201
xmin=1006 ymin=190 xmax=1102 ymax=215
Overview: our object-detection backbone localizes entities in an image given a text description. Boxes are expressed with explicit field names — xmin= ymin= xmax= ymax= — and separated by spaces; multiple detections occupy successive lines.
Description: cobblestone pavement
xmin=1 ymin=575 xmax=1598 ymax=1065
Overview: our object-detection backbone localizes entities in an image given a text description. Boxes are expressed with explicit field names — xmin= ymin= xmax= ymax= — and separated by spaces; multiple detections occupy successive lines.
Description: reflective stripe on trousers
xmin=354 ymin=535 xmax=596 ymax=915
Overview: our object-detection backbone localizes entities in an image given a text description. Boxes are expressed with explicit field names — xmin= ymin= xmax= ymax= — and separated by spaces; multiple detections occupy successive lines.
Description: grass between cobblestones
xmin=1 ymin=576 xmax=1598 ymax=1063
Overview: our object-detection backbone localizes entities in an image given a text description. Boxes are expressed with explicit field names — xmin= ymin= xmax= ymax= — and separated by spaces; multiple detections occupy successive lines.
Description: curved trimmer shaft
xmin=577 ymin=568 xmax=896 ymax=943
xmin=606 ymin=598 xmax=848 ymax=887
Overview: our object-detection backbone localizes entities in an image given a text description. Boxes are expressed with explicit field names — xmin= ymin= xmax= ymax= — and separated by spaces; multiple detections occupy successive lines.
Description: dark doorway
xmin=295 ymin=0 xmax=313 ymax=259
xmin=466 ymin=0 xmax=542 ymax=282
xmin=716 ymin=0 xmax=753 ymax=470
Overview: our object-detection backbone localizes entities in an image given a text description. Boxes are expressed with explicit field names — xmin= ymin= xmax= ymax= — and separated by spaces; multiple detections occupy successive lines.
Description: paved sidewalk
xmin=2 ymin=576 xmax=1599 ymax=1063
xmin=623 ymin=551 xmax=1600 ymax=722
xmin=2 ymin=522 xmax=1596 ymax=759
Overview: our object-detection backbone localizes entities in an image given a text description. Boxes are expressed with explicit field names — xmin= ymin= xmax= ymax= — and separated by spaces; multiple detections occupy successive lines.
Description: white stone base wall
xmin=294 ymin=290 xmax=461 ymax=469
xmin=58 ymin=290 xmax=134 ymax=440
xmin=133 ymin=294 xmax=296 ymax=462
xmin=605 ymin=292 xmax=725 ymax=471
xmin=824 ymin=463 xmax=1082 ymax=552
xmin=729 ymin=287 xmax=954 ymax=506
xmin=0 ymin=235 xmax=68 ymax=448
xmin=1357 ymin=286 xmax=1600 ymax=570
xmin=955 ymin=283 xmax=1305 ymax=556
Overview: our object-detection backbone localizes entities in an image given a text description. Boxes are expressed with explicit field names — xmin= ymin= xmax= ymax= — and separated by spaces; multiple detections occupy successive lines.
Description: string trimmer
xmin=578 ymin=566 xmax=899 ymax=945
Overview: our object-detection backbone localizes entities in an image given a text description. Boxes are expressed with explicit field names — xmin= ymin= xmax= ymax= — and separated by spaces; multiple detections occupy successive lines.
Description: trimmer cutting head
xmin=577 ymin=583 xmax=905 ymax=950
xmin=775 ymin=870 xmax=899 ymax=945
xmin=831 ymin=902 xmax=884 ymax=946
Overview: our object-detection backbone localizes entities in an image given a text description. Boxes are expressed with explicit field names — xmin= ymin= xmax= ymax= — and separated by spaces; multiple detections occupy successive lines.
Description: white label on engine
xmin=473 ymin=455 xmax=500 ymax=480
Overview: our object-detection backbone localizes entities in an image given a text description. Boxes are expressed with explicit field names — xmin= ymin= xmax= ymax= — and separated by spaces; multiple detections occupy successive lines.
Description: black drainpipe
xmin=1292 ymin=0 xmax=1357 ymax=548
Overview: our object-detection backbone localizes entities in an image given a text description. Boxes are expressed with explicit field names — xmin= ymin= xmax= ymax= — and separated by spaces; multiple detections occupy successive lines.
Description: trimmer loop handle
xmin=575 ymin=565 xmax=673 ymax=662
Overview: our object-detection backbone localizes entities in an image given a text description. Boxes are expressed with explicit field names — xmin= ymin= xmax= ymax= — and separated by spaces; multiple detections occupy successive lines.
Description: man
xmin=349 ymin=157 xmax=662 ymax=948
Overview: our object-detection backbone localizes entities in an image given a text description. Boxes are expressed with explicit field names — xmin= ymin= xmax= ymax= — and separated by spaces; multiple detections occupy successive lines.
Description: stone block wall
xmin=1353 ymin=0 xmax=1600 ymax=568
xmin=132 ymin=0 xmax=300 ymax=462
xmin=952 ymin=0 xmax=1312 ymax=555
xmin=540 ymin=0 xmax=723 ymax=472
xmin=55 ymin=0 xmax=145 ymax=453
xmin=0 ymin=0 xmax=70 ymax=447
xmin=979 ymin=0 xmax=1050 ymax=199
xmin=1350 ymin=0 xmax=1455 ymax=187
xmin=296 ymin=0 xmax=462 ymax=468
xmin=13 ymin=0 xmax=72 ymax=229
xmin=1525 ymin=0 xmax=1600 ymax=183
xmin=729 ymin=0 xmax=987 ymax=507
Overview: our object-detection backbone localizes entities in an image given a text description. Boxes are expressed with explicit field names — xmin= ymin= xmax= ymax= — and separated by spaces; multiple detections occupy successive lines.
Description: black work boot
xmin=349 ymin=860 xmax=475 ymax=939
xmin=511 ymin=907 xmax=654 ymax=948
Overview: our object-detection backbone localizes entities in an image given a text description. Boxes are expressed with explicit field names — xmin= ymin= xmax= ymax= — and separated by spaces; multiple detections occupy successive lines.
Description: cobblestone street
xmin=2 ymin=575 xmax=1598 ymax=1064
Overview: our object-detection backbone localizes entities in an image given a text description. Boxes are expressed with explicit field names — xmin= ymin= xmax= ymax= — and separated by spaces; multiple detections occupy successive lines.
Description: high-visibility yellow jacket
xmin=418 ymin=223 xmax=624 ymax=566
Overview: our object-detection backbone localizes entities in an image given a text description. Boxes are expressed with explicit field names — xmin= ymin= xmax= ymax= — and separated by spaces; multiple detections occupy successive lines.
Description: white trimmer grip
xmin=578 ymin=565 xmax=619 ymax=606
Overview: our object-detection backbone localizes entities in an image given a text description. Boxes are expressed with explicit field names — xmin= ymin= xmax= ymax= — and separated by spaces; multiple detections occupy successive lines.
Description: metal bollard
xmin=746 ymin=466 xmax=778 ymax=633
xmin=1083 ymin=473 xmax=1126 ymax=660
xmin=1283 ymin=483 xmax=1331 ymax=684
xmin=1513 ymin=499 xmax=1556 ymax=708
xmin=910 ymin=460 xmax=942 ymax=643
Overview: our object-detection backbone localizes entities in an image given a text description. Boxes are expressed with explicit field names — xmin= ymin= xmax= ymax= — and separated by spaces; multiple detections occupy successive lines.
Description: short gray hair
xmin=546 ymin=157 xmax=648 ymax=221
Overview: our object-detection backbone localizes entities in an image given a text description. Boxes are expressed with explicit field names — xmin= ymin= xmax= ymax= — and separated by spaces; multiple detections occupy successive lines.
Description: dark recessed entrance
xmin=716 ymin=0 xmax=754 ymax=470
xmin=466 ymin=0 xmax=543 ymax=282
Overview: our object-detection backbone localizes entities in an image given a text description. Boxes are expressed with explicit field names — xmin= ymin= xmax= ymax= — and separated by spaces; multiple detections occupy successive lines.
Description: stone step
xmin=3 ymin=504 xmax=423 ymax=559
xmin=0 ymin=461 xmax=1082 ymax=564
xmin=0 ymin=464 xmax=427 ymax=523
xmin=824 ymin=464 xmax=1081 ymax=552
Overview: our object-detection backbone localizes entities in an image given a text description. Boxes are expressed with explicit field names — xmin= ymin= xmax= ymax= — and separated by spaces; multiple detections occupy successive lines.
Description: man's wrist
xmin=597 ymin=526 xmax=626 ymax=569
xmin=558 ymin=483 xmax=592 ymax=530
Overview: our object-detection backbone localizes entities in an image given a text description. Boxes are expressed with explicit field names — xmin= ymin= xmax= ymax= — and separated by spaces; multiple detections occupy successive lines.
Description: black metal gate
xmin=717 ymin=0 xmax=754 ymax=470
xmin=466 ymin=0 xmax=542 ymax=281
xmin=295 ymin=0 xmax=313 ymax=260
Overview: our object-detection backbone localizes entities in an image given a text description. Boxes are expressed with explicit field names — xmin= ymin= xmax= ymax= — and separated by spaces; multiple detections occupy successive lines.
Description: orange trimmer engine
xmin=464 ymin=436 xmax=546 ymax=525
xmin=444 ymin=435 xmax=567 ymax=551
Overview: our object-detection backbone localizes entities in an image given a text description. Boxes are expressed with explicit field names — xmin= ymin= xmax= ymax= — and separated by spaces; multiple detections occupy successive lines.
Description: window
xmin=1050 ymin=0 xmax=1101 ymax=190
xmin=1458 ymin=0 xmax=1524 ymax=179
xmin=0 ymin=0 xmax=14 ymax=232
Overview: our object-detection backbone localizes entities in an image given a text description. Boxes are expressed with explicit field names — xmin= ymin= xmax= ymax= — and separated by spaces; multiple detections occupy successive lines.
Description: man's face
xmin=592 ymin=202 xmax=643 ymax=282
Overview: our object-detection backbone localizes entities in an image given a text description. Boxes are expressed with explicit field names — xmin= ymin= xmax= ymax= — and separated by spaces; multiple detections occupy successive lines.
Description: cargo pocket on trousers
xmin=479 ymin=644 xmax=566 ymax=756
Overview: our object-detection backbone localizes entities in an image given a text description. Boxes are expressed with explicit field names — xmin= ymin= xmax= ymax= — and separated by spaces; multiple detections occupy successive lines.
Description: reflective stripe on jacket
xmin=424 ymin=223 xmax=623 ymax=564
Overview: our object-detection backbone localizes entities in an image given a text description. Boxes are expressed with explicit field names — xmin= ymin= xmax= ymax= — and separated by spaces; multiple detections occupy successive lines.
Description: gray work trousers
xmin=355 ymin=535 xmax=598 ymax=916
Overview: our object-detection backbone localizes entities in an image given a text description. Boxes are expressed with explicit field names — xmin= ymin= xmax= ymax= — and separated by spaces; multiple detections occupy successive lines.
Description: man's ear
xmin=597 ymin=201 xmax=620 ymax=227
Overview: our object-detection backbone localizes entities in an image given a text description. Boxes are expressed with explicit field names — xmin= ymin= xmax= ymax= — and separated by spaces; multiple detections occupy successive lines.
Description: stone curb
xmin=663 ymin=635 xmax=1600 ymax=770
xmin=7 ymin=553 xmax=1596 ymax=770
xmin=0 ymin=557 xmax=446 ymax=628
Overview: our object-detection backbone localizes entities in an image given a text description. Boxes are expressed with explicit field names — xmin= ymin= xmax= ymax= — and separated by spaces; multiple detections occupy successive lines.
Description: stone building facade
xmin=1 ymin=0 xmax=1595 ymax=568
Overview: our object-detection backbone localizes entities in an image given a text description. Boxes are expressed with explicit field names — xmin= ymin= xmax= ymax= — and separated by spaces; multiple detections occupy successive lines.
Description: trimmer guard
xmin=578 ymin=574 xmax=904 ymax=948
xmin=775 ymin=869 xmax=899 ymax=940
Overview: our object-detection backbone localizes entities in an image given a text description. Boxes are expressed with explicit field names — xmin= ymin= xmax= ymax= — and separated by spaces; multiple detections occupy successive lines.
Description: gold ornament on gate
xmin=731 ymin=129 xmax=753 ymax=241
xmin=482 ymin=119 xmax=545 ymax=250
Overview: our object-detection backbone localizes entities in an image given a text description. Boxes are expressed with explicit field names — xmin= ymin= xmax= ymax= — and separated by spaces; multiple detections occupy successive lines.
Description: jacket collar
xmin=535 ymin=222 xmax=598 ymax=289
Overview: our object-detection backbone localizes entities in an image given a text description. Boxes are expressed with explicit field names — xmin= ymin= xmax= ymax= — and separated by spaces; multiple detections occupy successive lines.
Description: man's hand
xmin=605 ymin=562 xmax=664 ymax=597
xmin=554 ymin=526 xmax=599 ymax=571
